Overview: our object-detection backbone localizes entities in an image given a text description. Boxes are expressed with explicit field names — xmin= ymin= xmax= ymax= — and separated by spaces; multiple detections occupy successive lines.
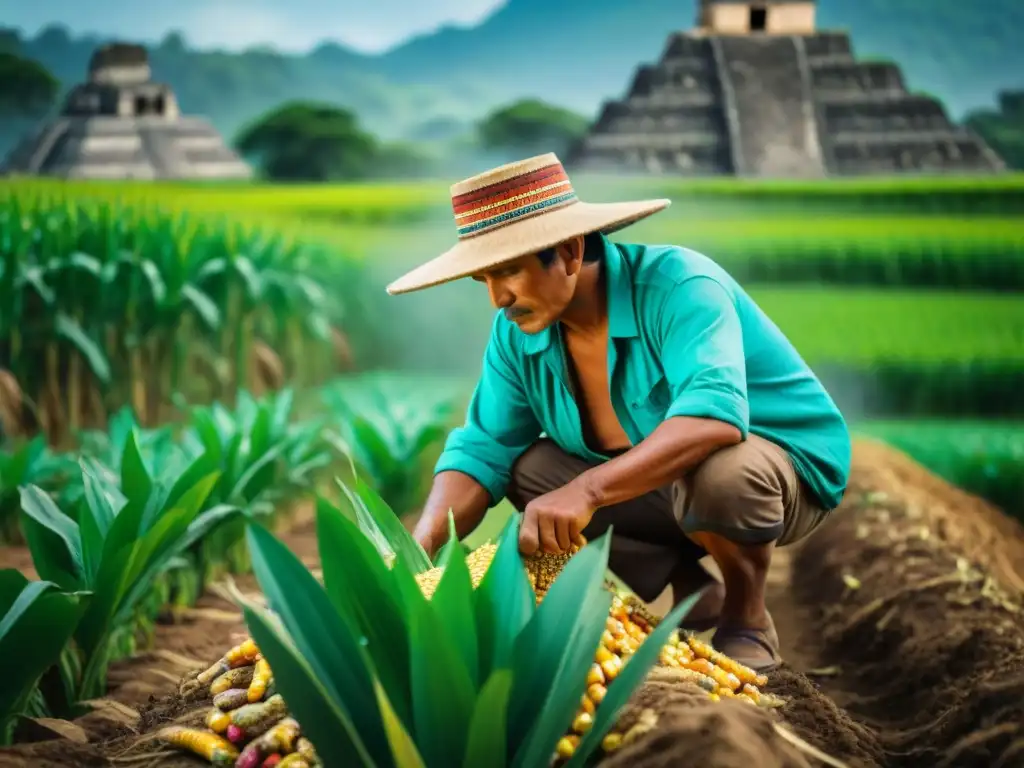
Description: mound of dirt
xmin=792 ymin=448 xmax=1024 ymax=768
xmin=598 ymin=678 xmax=812 ymax=768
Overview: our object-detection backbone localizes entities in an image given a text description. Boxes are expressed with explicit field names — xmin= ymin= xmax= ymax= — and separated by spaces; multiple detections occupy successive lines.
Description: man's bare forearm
xmin=576 ymin=416 xmax=742 ymax=509
xmin=412 ymin=470 xmax=492 ymax=558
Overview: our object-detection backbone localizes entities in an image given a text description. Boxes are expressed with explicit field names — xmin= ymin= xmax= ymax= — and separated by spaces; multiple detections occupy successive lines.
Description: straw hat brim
xmin=385 ymin=197 xmax=670 ymax=295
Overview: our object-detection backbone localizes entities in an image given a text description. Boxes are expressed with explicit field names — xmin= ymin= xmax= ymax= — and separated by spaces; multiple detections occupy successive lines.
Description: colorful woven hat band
xmin=452 ymin=160 xmax=579 ymax=239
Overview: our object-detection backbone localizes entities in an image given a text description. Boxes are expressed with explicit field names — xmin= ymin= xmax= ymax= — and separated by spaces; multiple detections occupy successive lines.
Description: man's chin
xmin=512 ymin=315 xmax=546 ymax=334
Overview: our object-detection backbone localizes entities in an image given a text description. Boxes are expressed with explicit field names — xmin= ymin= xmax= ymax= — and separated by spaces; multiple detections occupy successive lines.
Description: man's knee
xmin=506 ymin=440 xmax=586 ymax=511
xmin=679 ymin=436 xmax=792 ymax=546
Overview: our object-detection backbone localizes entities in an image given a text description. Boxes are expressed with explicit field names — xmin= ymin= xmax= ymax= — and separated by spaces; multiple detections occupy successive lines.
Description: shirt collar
xmin=522 ymin=235 xmax=638 ymax=356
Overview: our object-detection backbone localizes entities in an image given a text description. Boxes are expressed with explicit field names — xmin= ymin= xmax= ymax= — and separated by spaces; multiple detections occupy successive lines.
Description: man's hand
xmin=519 ymin=479 xmax=596 ymax=556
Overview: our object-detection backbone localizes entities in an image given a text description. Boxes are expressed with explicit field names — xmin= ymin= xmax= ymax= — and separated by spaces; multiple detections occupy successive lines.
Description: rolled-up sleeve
xmin=433 ymin=318 xmax=542 ymax=505
xmin=657 ymin=276 xmax=749 ymax=437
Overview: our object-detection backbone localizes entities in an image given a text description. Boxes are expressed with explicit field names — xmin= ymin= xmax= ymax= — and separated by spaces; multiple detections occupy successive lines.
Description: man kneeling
xmin=387 ymin=154 xmax=851 ymax=672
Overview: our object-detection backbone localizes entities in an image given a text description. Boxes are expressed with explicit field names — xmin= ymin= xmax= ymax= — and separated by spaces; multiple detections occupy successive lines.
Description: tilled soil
xmin=1 ymin=440 xmax=1023 ymax=768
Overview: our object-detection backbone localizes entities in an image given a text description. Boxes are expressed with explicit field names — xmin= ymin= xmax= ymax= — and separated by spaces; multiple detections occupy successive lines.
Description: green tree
xmin=0 ymin=51 xmax=59 ymax=118
xmin=233 ymin=101 xmax=379 ymax=181
xmin=477 ymin=98 xmax=590 ymax=156
xmin=965 ymin=90 xmax=1024 ymax=170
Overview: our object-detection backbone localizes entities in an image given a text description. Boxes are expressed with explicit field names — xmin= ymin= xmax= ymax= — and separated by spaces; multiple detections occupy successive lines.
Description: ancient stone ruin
xmin=0 ymin=42 xmax=252 ymax=180
xmin=568 ymin=0 xmax=1007 ymax=176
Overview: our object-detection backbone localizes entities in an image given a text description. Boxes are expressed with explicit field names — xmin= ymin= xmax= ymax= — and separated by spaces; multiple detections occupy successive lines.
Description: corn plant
xmin=0 ymin=569 xmax=90 ymax=745
xmin=179 ymin=388 xmax=333 ymax=577
xmin=239 ymin=485 xmax=697 ymax=767
xmin=0 ymin=190 xmax=351 ymax=445
xmin=17 ymin=430 xmax=242 ymax=704
xmin=322 ymin=376 xmax=459 ymax=516
xmin=0 ymin=435 xmax=75 ymax=543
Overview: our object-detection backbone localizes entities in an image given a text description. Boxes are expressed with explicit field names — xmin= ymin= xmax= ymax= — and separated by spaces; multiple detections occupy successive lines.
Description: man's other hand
xmin=519 ymin=481 xmax=595 ymax=556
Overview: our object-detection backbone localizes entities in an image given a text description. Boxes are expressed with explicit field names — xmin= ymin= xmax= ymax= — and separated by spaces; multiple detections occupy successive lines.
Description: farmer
xmin=386 ymin=153 xmax=851 ymax=671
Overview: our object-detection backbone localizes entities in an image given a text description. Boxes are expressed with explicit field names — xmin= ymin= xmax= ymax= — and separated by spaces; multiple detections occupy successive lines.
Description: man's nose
xmin=486 ymin=280 xmax=513 ymax=309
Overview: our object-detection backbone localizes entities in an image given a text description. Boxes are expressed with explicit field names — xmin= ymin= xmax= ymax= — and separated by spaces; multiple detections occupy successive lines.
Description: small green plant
xmin=239 ymin=484 xmax=696 ymax=767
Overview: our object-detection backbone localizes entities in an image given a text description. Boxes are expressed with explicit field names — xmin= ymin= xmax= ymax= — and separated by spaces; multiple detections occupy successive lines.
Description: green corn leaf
xmin=473 ymin=516 xmax=534 ymax=679
xmin=429 ymin=543 xmax=478 ymax=689
xmin=316 ymin=500 xmax=414 ymax=728
xmin=0 ymin=570 xmax=91 ymax=746
xmin=54 ymin=314 xmax=111 ymax=385
xmin=375 ymin=678 xmax=426 ymax=768
xmin=462 ymin=669 xmax=513 ymax=768
xmin=245 ymin=522 xmax=394 ymax=766
xmin=432 ymin=509 xmax=460 ymax=568
xmin=243 ymin=603 xmax=378 ymax=768
xmin=509 ymin=533 xmax=614 ymax=768
xmin=564 ymin=589 xmax=703 ymax=768
xmin=18 ymin=486 xmax=84 ymax=589
xmin=408 ymin=583 xmax=476 ymax=766
xmin=80 ymin=459 xmax=124 ymax=539
xmin=340 ymin=477 xmax=431 ymax=574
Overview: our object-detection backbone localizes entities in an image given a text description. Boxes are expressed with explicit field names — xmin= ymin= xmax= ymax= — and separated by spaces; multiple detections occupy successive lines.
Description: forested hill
xmin=2 ymin=0 xmax=1020 ymax=145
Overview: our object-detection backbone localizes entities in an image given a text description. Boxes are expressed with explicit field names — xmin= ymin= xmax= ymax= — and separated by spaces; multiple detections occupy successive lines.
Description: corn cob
xmin=158 ymin=726 xmax=239 ymax=766
xmin=213 ymin=688 xmax=250 ymax=711
xmin=249 ymin=657 xmax=273 ymax=702
xmin=210 ymin=665 xmax=256 ymax=696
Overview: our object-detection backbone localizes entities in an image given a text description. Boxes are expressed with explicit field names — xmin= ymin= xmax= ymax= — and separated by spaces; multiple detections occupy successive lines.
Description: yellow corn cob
xmin=210 ymin=665 xmax=255 ymax=696
xmin=225 ymin=638 xmax=261 ymax=667
xmin=248 ymin=657 xmax=273 ymax=702
xmin=158 ymin=726 xmax=239 ymax=766
xmin=206 ymin=709 xmax=231 ymax=734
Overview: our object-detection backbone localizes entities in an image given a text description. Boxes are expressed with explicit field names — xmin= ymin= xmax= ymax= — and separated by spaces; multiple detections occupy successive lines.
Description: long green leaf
xmin=243 ymin=603 xmax=378 ymax=768
xmin=473 ymin=516 xmax=534 ymax=680
xmin=375 ymin=679 xmax=426 ymax=768
xmin=316 ymin=500 xmax=413 ymax=729
xmin=565 ymin=589 xmax=703 ymax=768
xmin=429 ymin=543 xmax=478 ymax=688
xmin=348 ymin=477 xmax=431 ymax=574
xmin=0 ymin=570 xmax=90 ymax=745
xmin=462 ymin=669 xmax=513 ymax=768
xmin=245 ymin=522 xmax=394 ymax=766
xmin=510 ymin=533 xmax=614 ymax=768
xmin=408 ymin=588 xmax=476 ymax=766
xmin=18 ymin=486 xmax=83 ymax=589
xmin=432 ymin=509 xmax=459 ymax=568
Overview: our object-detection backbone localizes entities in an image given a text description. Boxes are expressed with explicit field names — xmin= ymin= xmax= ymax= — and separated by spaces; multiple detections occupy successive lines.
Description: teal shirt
xmin=434 ymin=235 xmax=851 ymax=511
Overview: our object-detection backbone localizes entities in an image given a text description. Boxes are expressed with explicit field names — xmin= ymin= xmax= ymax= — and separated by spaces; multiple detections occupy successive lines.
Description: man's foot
xmin=710 ymin=612 xmax=781 ymax=672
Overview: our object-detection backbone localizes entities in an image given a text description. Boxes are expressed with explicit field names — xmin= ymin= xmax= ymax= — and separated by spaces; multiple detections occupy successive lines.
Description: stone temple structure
xmin=1 ymin=43 xmax=252 ymax=180
xmin=568 ymin=0 xmax=1007 ymax=176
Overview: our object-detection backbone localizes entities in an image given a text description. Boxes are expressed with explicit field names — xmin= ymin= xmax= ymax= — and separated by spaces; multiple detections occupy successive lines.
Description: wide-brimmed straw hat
xmin=385 ymin=153 xmax=670 ymax=295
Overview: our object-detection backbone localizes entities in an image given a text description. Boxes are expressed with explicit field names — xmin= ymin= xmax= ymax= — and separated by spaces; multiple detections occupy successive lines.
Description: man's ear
xmin=558 ymin=235 xmax=586 ymax=275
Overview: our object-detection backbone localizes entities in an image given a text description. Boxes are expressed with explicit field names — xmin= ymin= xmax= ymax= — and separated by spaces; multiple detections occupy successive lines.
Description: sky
xmin=3 ymin=0 xmax=507 ymax=54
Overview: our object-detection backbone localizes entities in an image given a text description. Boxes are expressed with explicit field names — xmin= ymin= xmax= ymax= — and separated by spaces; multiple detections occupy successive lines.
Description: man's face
xmin=471 ymin=237 xmax=584 ymax=334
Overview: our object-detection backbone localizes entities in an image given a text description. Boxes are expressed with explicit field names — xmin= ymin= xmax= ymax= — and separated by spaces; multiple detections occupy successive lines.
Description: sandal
xmin=711 ymin=614 xmax=782 ymax=672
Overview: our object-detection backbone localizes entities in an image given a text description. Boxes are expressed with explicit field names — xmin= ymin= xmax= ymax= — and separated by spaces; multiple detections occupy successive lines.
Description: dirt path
xmin=1 ymin=441 xmax=1023 ymax=768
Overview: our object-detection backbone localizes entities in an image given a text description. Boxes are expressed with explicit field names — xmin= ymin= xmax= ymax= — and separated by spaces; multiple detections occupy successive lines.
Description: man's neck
xmin=559 ymin=263 xmax=607 ymax=338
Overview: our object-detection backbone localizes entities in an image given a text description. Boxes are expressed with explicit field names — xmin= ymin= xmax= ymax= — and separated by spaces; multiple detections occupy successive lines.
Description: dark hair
xmin=536 ymin=231 xmax=604 ymax=267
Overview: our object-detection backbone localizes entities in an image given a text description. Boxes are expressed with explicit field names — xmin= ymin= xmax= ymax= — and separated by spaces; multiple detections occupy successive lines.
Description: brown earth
xmin=0 ymin=440 xmax=1023 ymax=768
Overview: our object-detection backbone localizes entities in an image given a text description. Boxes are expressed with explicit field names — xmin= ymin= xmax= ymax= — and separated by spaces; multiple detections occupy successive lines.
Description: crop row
xmin=0 ymin=190 xmax=377 ymax=446
xmin=0 ymin=375 xmax=460 ymax=744
xmin=852 ymin=419 xmax=1024 ymax=522
xmin=9 ymin=174 xmax=1024 ymax=219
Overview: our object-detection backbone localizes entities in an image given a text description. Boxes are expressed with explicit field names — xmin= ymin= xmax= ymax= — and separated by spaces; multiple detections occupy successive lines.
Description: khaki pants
xmin=505 ymin=434 xmax=829 ymax=602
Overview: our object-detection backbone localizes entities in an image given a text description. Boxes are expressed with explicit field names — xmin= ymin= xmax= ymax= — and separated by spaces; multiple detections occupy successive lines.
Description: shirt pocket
xmin=628 ymin=372 xmax=672 ymax=435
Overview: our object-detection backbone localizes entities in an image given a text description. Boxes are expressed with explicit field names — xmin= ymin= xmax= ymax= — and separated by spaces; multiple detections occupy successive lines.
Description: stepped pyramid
xmin=1 ymin=43 xmax=252 ymax=180
xmin=568 ymin=0 xmax=1007 ymax=176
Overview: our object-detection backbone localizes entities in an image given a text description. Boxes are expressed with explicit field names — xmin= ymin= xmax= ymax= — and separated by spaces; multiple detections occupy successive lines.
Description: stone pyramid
xmin=1 ymin=42 xmax=252 ymax=180
xmin=568 ymin=0 xmax=1007 ymax=177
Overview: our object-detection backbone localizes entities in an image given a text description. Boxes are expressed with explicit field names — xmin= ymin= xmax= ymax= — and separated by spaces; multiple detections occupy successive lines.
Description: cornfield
xmin=0 ymin=189 xmax=363 ymax=446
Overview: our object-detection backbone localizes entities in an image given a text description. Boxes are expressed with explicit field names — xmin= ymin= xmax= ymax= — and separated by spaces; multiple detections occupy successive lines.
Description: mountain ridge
xmin=2 ymin=0 xmax=1020 ymax=160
